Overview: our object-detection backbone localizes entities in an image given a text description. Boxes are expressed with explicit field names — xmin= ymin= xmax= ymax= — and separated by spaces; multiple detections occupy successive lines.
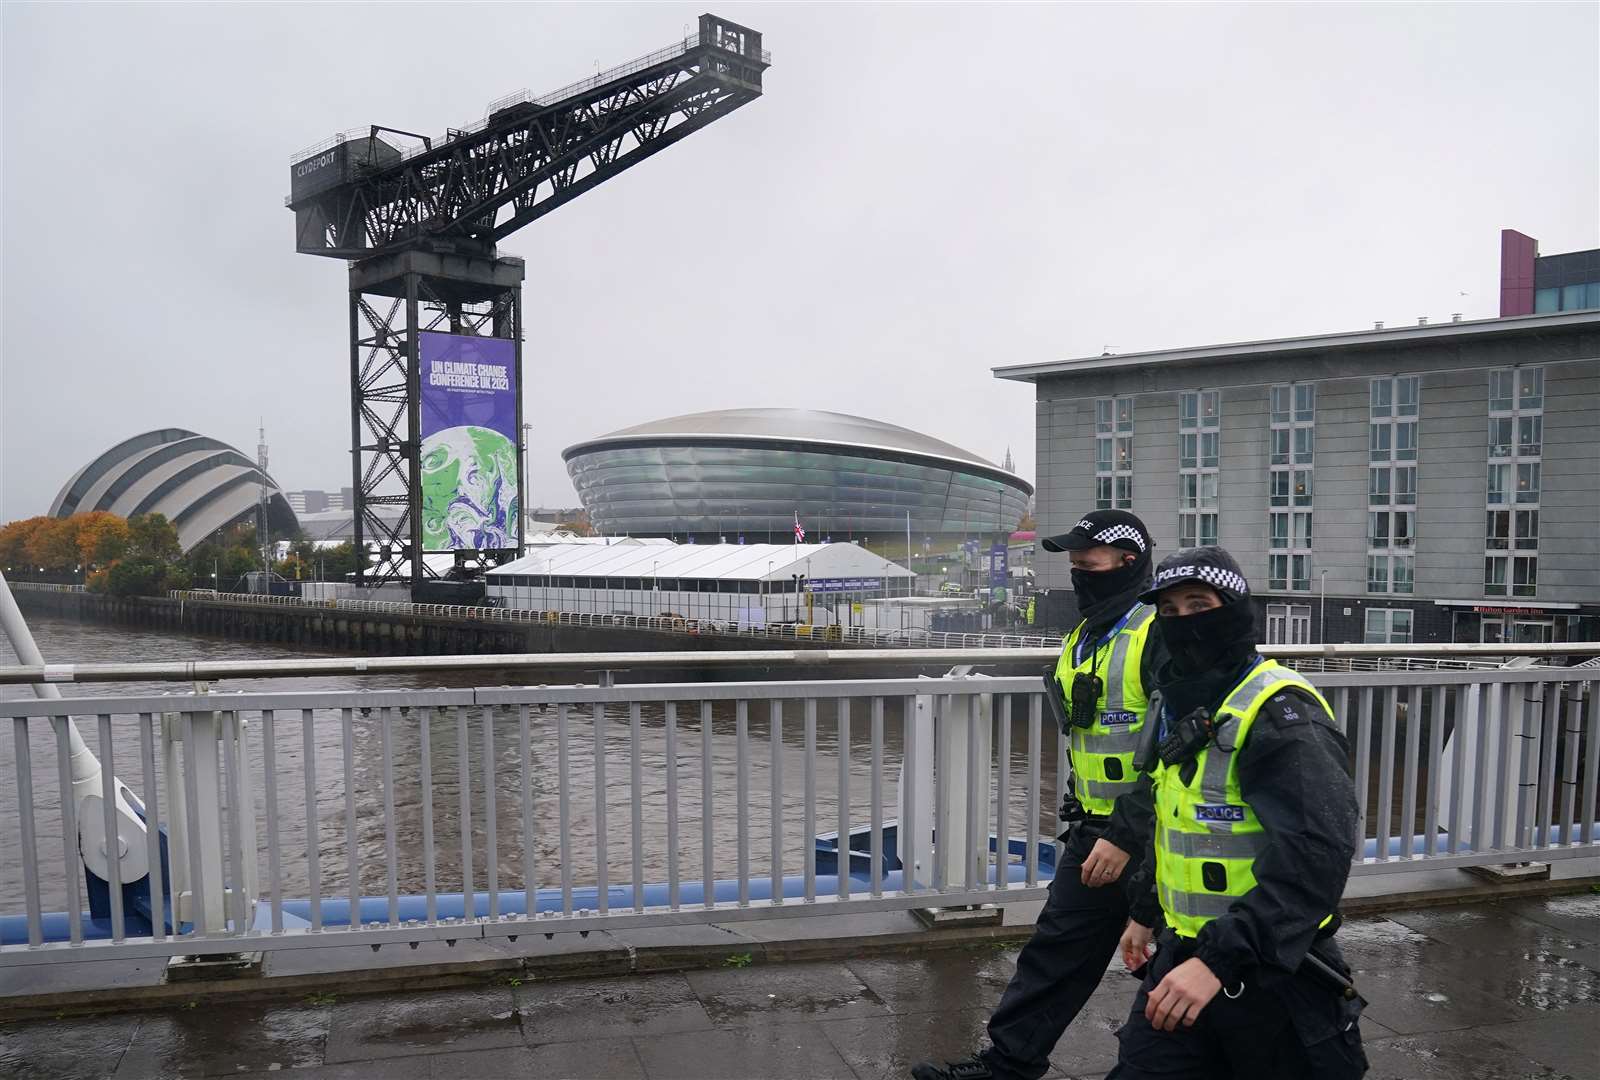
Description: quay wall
xmin=8 ymin=589 xmax=805 ymax=661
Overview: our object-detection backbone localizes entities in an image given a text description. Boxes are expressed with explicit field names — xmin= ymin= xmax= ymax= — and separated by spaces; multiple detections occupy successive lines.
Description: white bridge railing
xmin=1 ymin=647 xmax=1596 ymax=967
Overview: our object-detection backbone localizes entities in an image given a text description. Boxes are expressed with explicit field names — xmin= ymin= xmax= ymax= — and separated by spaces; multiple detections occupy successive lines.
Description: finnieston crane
xmin=287 ymin=14 xmax=768 ymax=591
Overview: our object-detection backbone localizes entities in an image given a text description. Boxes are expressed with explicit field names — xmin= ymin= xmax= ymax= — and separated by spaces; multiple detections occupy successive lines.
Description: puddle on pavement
xmin=386 ymin=1007 xmax=520 ymax=1047
xmin=1527 ymin=894 xmax=1600 ymax=917
xmin=705 ymin=982 xmax=885 ymax=1021
xmin=1339 ymin=916 xmax=1441 ymax=967
xmin=1478 ymin=958 xmax=1600 ymax=1012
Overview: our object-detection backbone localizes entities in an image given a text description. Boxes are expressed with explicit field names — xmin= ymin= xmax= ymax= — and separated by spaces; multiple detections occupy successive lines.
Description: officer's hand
xmin=1144 ymin=958 xmax=1222 ymax=1031
xmin=1120 ymin=919 xmax=1155 ymax=971
xmin=1079 ymin=838 xmax=1131 ymax=887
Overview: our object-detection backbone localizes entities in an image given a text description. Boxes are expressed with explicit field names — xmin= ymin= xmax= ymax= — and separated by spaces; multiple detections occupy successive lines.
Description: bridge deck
xmin=2 ymin=888 xmax=1595 ymax=1079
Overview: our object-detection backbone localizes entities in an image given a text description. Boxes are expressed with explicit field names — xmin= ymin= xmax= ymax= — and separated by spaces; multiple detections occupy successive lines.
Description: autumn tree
xmin=75 ymin=511 xmax=130 ymax=569
xmin=0 ymin=517 xmax=51 ymax=573
xmin=24 ymin=517 xmax=82 ymax=575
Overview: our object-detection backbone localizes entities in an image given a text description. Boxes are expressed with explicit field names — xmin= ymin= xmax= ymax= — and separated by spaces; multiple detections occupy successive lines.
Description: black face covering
xmin=1071 ymin=551 xmax=1152 ymax=637
xmin=1155 ymin=599 xmax=1260 ymax=720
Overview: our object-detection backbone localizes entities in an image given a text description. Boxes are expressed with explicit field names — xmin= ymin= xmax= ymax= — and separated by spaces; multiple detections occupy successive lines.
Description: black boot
xmin=910 ymin=1059 xmax=993 ymax=1080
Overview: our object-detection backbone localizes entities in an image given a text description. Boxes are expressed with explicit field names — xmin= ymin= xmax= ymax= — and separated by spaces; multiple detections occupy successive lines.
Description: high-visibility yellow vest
xmin=1053 ymin=603 xmax=1156 ymax=815
xmin=1153 ymin=660 xmax=1336 ymax=938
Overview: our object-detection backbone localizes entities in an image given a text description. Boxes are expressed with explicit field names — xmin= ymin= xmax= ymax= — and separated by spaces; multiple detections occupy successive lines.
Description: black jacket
xmin=1124 ymin=686 xmax=1359 ymax=986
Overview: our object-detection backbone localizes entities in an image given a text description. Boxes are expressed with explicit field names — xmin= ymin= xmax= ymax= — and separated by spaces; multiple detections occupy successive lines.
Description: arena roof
xmin=562 ymin=408 xmax=1021 ymax=482
xmin=49 ymin=428 xmax=298 ymax=553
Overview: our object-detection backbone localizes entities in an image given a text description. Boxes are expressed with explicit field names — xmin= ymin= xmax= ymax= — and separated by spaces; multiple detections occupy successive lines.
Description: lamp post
xmin=652 ymin=559 xmax=660 ymax=617
xmin=1319 ymin=569 xmax=1328 ymax=644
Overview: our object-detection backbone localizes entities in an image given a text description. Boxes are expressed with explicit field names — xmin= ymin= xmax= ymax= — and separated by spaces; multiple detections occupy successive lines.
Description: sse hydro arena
xmin=562 ymin=409 xmax=1032 ymax=548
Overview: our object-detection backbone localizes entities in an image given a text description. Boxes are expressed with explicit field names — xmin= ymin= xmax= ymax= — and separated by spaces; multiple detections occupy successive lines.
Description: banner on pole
xmin=418 ymin=331 xmax=520 ymax=552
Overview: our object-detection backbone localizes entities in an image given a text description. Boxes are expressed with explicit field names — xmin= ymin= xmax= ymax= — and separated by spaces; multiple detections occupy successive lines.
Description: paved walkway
xmin=3 ymin=893 xmax=1598 ymax=1079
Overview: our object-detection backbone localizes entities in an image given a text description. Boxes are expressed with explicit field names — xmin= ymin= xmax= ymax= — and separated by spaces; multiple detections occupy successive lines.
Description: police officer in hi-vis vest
xmin=1109 ymin=547 xmax=1366 ymax=1079
xmin=916 ymin=510 xmax=1166 ymax=1080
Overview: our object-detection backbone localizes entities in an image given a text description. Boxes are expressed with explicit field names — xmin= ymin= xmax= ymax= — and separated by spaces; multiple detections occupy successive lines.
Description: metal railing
xmin=1 ymin=659 xmax=1596 ymax=965
xmin=163 ymin=588 xmax=1064 ymax=651
xmin=4 ymin=583 xmax=84 ymax=594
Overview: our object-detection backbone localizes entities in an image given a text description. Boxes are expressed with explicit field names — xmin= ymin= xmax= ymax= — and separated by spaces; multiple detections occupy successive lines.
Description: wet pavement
xmin=2 ymin=894 xmax=1598 ymax=1079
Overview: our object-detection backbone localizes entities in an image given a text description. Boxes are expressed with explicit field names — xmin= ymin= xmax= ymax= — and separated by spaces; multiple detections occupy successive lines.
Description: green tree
xmin=105 ymin=558 xmax=166 ymax=597
xmin=125 ymin=513 xmax=182 ymax=563
xmin=274 ymin=540 xmax=320 ymax=580
xmin=319 ymin=542 xmax=358 ymax=581
xmin=219 ymin=547 xmax=258 ymax=590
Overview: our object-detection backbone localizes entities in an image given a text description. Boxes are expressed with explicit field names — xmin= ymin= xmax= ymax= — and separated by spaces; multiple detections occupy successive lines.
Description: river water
xmin=1 ymin=615 xmax=1063 ymax=914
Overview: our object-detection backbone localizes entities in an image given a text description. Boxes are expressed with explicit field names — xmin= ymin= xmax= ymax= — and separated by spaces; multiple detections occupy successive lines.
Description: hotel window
xmin=1268 ymin=553 xmax=1312 ymax=592
xmin=1266 ymin=603 xmax=1312 ymax=645
xmin=1368 ymin=376 xmax=1418 ymax=595
xmin=1267 ymin=383 xmax=1314 ymax=589
xmin=1369 ymin=510 xmax=1414 ymax=549
xmin=1485 ymin=367 xmax=1541 ymax=598
xmin=1513 ymin=555 xmax=1538 ymax=597
xmin=1095 ymin=396 xmax=1134 ymax=509
xmin=1364 ymin=608 xmax=1413 ymax=644
xmin=1179 ymin=390 xmax=1220 ymax=547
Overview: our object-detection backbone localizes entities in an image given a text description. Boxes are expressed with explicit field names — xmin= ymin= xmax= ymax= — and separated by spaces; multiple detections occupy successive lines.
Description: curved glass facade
xmin=565 ymin=442 xmax=1033 ymax=542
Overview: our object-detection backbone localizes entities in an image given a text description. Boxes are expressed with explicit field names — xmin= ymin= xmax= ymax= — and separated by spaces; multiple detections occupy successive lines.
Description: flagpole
xmin=792 ymin=511 xmax=799 ymax=619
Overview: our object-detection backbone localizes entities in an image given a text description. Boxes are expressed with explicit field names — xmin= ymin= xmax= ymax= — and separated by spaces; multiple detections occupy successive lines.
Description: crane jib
xmin=286 ymin=13 xmax=768 ymax=260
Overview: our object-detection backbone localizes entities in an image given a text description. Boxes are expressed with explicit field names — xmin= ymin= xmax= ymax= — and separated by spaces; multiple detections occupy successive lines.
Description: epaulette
xmin=1262 ymin=686 xmax=1340 ymax=733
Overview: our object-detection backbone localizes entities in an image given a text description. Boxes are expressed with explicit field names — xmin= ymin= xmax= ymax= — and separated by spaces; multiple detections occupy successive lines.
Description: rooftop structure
xmin=1500 ymin=228 xmax=1600 ymax=316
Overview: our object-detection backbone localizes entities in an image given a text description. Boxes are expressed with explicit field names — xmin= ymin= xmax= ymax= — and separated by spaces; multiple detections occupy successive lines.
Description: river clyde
xmin=1 ymin=614 xmax=1060 ymax=913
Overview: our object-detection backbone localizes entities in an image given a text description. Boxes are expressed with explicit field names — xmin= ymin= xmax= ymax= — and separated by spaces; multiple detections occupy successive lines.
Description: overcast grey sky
xmin=3 ymin=2 xmax=1596 ymax=521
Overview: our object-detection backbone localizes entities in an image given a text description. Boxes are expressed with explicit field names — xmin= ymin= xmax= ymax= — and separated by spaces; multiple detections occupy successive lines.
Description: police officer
xmin=1108 ymin=547 xmax=1366 ymax=1079
xmin=915 ymin=509 xmax=1165 ymax=1080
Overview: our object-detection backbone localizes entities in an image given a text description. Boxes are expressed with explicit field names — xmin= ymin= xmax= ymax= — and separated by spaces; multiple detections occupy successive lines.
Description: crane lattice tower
xmin=286 ymin=13 xmax=767 ymax=589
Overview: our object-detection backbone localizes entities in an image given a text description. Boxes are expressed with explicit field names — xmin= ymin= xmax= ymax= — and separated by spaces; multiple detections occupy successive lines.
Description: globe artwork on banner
xmin=420 ymin=425 xmax=519 ymax=550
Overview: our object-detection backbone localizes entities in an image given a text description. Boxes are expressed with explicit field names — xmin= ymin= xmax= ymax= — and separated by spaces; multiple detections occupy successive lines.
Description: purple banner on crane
xmin=418 ymin=331 xmax=519 ymax=552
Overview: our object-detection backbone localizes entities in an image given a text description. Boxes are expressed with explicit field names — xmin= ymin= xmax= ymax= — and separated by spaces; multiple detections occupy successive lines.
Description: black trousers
xmin=1108 ymin=931 xmax=1368 ymax=1080
xmin=981 ymin=821 xmax=1129 ymax=1080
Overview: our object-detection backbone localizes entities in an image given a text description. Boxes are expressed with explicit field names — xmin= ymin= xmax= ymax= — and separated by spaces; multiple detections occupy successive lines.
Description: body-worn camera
xmin=1069 ymin=672 xmax=1103 ymax=729
xmin=1157 ymin=706 xmax=1218 ymax=766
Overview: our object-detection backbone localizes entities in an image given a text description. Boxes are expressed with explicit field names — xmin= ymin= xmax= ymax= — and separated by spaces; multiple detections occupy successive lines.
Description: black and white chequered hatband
xmin=1138 ymin=546 xmax=1250 ymax=603
xmin=1039 ymin=510 xmax=1152 ymax=555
